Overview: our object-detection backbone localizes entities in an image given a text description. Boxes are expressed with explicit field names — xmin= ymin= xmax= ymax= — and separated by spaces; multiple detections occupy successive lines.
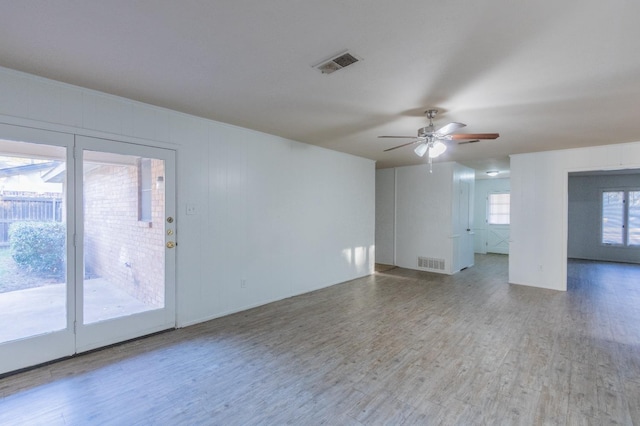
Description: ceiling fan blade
xmin=449 ymin=133 xmax=500 ymax=140
xmin=378 ymin=135 xmax=417 ymax=139
xmin=435 ymin=122 xmax=465 ymax=136
xmin=383 ymin=140 xmax=419 ymax=152
xmin=458 ymin=139 xmax=480 ymax=145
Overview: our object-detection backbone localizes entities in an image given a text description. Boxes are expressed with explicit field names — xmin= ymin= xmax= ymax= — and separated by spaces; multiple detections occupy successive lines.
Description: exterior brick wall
xmin=83 ymin=158 xmax=165 ymax=308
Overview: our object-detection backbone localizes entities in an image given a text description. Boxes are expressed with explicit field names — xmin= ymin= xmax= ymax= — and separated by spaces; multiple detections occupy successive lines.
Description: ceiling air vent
xmin=314 ymin=51 xmax=360 ymax=74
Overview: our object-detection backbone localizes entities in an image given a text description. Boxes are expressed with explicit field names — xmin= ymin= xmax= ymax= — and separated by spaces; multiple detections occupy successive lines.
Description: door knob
xmin=166 ymin=241 xmax=175 ymax=249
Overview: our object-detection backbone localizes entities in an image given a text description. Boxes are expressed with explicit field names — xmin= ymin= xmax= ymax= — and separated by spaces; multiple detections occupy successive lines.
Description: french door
xmin=0 ymin=125 xmax=176 ymax=374
xmin=75 ymin=135 xmax=176 ymax=352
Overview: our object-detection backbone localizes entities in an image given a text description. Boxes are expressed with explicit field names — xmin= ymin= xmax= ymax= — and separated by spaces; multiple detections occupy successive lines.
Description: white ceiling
xmin=1 ymin=1 xmax=639 ymax=175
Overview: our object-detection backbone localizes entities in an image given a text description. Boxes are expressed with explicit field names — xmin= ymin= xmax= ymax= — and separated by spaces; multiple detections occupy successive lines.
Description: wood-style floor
xmin=1 ymin=255 xmax=639 ymax=425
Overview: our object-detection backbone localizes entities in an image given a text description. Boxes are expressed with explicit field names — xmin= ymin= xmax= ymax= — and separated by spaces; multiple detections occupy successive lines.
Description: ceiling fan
xmin=379 ymin=109 xmax=499 ymax=170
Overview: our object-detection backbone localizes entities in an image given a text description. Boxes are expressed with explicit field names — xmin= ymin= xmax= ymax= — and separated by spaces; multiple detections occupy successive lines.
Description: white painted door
xmin=75 ymin=136 xmax=176 ymax=352
xmin=0 ymin=126 xmax=176 ymax=374
xmin=486 ymin=192 xmax=510 ymax=254
xmin=487 ymin=225 xmax=510 ymax=254
xmin=458 ymin=180 xmax=475 ymax=268
xmin=0 ymin=124 xmax=76 ymax=374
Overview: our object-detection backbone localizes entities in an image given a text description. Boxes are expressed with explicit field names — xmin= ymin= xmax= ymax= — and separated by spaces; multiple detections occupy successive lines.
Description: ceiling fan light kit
xmin=380 ymin=109 xmax=500 ymax=172
xmin=414 ymin=143 xmax=429 ymax=157
xmin=429 ymin=141 xmax=447 ymax=158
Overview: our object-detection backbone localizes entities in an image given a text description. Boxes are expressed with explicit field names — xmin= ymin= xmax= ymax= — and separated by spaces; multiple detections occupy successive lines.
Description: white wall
xmin=568 ymin=173 xmax=640 ymax=264
xmin=375 ymin=168 xmax=395 ymax=265
xmin=395 ymin=163 xmax=454 ymax=273
xmin=376 ymin=162 xmax=474 ymax=275
xmin=0 ymin=66 xmax=375 ymax=326
xmin=473 ymin=178 xmax=510 ymax=253
xmin=510 ymin=142 xmax=640 ymax=291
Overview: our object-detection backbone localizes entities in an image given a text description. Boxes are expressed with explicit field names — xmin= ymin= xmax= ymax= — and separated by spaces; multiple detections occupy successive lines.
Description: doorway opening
xmin=567 ymin=169 xmax=640 ymax=290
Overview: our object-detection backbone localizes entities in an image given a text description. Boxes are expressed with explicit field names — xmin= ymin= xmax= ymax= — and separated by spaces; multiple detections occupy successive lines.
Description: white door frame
xmin=74 ymin=135 xmax=176 ymax=353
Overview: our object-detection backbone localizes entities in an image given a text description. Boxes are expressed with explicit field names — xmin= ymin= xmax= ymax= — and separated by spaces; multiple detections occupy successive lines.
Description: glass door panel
xmin=82 ymin=151 xmax=165 ymax=324
xmin=0 ymin=124 xmax=74 ymax=375
xmin=0 ymin=141 xmax=67 ymax=342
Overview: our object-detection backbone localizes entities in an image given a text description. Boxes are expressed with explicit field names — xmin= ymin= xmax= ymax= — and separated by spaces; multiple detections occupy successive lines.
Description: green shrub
xmin=9 ymin=221 xmax=65 ymax=278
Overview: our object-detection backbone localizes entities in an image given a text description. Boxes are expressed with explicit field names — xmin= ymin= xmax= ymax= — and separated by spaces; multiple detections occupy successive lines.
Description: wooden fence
xmin=0 ymin=196 xmax=63 ymax=246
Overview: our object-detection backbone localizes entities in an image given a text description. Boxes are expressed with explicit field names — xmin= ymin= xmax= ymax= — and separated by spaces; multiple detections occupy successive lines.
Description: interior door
xmin=75 ymin=136 xmax=176 ymax=352
xmin=459 ymin=179 xmax=475 ymax=268
xmin=0 ymin=124 xmax=75 ymax=375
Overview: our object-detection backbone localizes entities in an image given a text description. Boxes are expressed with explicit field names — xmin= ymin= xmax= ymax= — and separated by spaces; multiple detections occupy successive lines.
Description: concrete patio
xmin=0 ymin=278 xmax=156 ymax=344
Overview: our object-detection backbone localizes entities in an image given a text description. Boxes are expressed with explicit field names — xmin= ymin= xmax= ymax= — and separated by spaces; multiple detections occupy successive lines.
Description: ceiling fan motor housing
xmin=418 ymin=126 xmax=432 ymax=137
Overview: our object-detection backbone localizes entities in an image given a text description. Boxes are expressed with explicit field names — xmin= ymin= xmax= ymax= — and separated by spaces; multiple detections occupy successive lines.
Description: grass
xmin=0 ymin=246 xmax=14 ymax=282
xmin=0 ymin=247 xmax=61 ymax=293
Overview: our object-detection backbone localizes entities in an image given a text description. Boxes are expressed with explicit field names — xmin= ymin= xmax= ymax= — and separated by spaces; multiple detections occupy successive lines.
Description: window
xmin=630 ymin=191 xmax=640 ymax=245
xmin=602 ymin=189 xmax=640 ymax=246
xmin=138 ymin=158 xmax=152 ymax=222
xmin=488 ymin=193 xmax=510 ymax=225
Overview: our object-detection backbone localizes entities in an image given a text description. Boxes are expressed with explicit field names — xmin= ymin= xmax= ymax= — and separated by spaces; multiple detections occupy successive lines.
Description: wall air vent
xmin=418 ymin=256 xmax=446 ymax=271
xmin=314 ymin=51 xmax=361 ymax=74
